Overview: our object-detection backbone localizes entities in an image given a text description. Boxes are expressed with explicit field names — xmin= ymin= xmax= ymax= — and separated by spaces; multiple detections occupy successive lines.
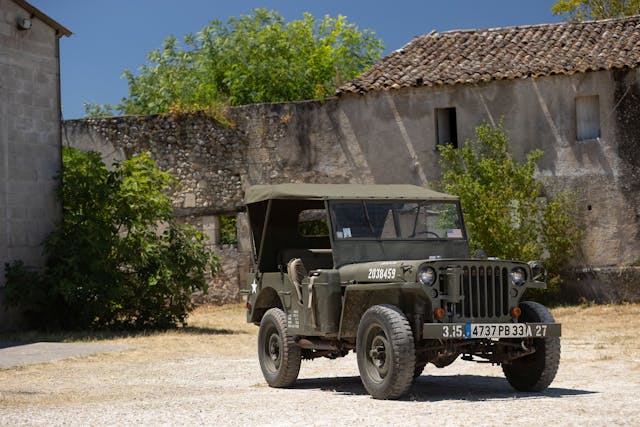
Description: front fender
xmin=337 ymin=282 xmax=428 ymax=339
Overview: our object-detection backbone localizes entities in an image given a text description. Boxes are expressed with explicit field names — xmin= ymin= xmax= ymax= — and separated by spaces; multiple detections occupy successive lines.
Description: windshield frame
xmin=327 ymin=199 xmax=467 ymax=242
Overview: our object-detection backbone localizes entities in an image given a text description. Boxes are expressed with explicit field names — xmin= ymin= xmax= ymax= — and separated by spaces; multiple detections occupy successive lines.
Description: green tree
xmin=5 ymin=148 xmax=217 ymax=330
xmin=86 ymin=9 xmax=383 ymax=116
xmin=552 ymin=0 xmax=640 ymax=21
xmin=438 ymin=123 xmax=580 ymax=285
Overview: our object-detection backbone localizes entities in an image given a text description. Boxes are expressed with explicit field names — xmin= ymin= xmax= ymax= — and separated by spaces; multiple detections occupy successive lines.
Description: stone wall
xmin=63 ymin=113 xmax=253 ymax=305
xmin=62 ymin=68 xmax=640 ymax=303
xmin=0 ymin=0 xmax=64 ymax=328
xmin=563 ymin=267 xmax=640 ymax=303
xmin=63 ymin=112 xmax=246 ymax=213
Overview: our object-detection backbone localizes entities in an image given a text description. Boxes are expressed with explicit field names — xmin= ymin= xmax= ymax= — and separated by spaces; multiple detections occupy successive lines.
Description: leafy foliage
xmin=86 ymin=9 xmax=383 ymax=116
xmin=4 ymin=148 xmax=217 ymax=330
xmin=438 ymin=122 xmax=581 ymax=287
xmin=299 ymin=219 xmax=330 ymax=237
xmin=551 ymin=0 xmax=640 ymax=21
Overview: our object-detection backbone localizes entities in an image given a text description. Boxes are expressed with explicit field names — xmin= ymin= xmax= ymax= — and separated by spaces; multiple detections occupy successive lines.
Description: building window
xmin=435 ymin=107 xmax=458 ymax=148
xmin=576 ymin=95 xmax=601 ymax=141
xmin=220 ymin=215 xmax=238 ymax=244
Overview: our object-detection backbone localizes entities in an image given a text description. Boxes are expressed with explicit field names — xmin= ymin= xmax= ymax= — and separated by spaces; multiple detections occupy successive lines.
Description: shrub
xmin=438 ymin=122 xmax=581 ymax=300
xmin=4 ymin=148 xmax=217 ymax=330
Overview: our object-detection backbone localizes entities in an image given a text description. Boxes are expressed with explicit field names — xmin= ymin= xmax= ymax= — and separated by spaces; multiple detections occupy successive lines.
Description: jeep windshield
xmin=329 ymin=201 xmax=465 ymax=240
xmin=328 ymin=200 xmax=469 ymax=266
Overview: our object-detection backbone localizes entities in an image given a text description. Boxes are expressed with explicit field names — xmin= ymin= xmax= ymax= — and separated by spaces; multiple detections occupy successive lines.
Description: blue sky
xmin=30 ymin=1 xmax=562 ymax=119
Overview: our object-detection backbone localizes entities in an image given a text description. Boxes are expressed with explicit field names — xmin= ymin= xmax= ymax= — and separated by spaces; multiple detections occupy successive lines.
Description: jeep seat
xmin=279 ymin=248 xmax=333 ymax=272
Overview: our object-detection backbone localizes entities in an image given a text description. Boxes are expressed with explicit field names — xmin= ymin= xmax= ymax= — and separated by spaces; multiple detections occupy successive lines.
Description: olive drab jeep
xmin=243 ymin=184 xmax=561 ymax=400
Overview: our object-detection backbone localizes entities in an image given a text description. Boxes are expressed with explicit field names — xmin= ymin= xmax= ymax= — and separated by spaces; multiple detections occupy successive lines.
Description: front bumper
xmin=423 ymin=322 xmax=562 ymax=339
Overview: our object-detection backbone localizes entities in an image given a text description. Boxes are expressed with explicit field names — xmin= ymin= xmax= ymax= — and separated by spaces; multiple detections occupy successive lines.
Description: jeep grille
xmin=439 ymin=264 xmax=511 ymax=321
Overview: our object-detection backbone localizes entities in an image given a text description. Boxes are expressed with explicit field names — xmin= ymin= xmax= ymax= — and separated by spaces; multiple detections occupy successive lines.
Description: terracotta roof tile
xmin=337 ymin=16 xmax=640 ymax=95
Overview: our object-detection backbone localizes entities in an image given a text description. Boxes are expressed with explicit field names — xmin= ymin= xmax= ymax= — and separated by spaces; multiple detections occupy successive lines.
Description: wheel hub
xmin=368 ymin=334 xmax=389 ymax=377
xmin=268 ymin=333 xmax=281 ymax=366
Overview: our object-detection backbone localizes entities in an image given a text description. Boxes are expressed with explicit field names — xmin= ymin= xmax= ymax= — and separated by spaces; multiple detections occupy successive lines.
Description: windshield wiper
xmin=362 ymin=201 xmax=377 ymax=238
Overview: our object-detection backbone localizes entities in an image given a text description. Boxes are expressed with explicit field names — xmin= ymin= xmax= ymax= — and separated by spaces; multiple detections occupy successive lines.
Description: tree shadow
xmin=294 ymin=374 xmax=596 ymax=401
xmin=0 ymin=342 xmax=25 ymax=350
xmin=180 ymin=326 xmax=246 ymax=336
xmin=0 ymin=325 xmax=246 ymax=344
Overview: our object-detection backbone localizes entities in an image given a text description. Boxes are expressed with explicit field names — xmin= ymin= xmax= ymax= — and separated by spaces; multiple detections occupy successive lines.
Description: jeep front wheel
xmin=502 ymin=301 xmax=560 ymax=392
xmin=258 ymin=308 xmax=301 ymax=388
xmin=356 ymin=304 xmax=416 ymax=399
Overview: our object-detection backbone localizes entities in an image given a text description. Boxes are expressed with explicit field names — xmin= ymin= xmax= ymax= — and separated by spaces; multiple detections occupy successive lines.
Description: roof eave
xmin=11 ymin=0 xmax=72 ymax=37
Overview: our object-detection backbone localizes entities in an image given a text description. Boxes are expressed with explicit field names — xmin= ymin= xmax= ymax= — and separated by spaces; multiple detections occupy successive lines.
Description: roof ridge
xmin=434 ymin=14 xmax=640 ymax=36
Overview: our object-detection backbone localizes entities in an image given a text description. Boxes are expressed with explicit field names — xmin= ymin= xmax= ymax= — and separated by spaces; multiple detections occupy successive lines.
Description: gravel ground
xmin=0 ymin=304 xmax=638 ymax=426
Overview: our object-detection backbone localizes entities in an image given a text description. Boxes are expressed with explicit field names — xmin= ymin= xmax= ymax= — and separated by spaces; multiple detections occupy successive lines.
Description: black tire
xmin=258 ymin=308 xmax=301 ymax=388
xmin=413 ymin=361 xmax=427 ymax=378
xmin=356 ymin=305 xmax=416 ymax=399
xmin=502 ymin=301 xmax=560 ymax=392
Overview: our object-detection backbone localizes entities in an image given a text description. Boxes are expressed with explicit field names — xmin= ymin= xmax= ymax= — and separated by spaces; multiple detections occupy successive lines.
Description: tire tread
xmin=258 ymin=308 xmax=301 ymax=388
xmin=357 ymin=304 xmax=416 ymax=399
xmin=502 ymin=301 xmax=560 ymax=392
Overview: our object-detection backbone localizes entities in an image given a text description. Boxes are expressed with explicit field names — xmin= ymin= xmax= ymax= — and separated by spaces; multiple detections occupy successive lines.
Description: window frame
xmin=435 ymin=107 xmax=458 ymax=148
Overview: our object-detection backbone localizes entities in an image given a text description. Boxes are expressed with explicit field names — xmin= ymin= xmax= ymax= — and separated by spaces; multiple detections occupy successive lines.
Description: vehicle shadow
xmin=295 ymin=374 xmax=596 ymax=401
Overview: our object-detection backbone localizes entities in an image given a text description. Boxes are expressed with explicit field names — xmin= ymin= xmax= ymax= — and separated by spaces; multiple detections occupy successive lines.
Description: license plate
xmin=423 ymin=323 xmax=561 ymax=339
xmin=466 ymin=323 xmax=550 ymax=338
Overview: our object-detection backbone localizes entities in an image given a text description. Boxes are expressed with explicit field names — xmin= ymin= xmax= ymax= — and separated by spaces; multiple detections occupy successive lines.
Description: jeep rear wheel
xmin=258 ymin=308 xmax=301 ymax=388
xmin=356 ymin=305 xmax=416 ymax=399
xmin=502 ymin=301 xmax=560 ymax=392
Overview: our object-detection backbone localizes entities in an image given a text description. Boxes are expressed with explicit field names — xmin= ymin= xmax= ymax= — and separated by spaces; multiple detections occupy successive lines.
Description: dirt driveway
xmin=0 ymin=304 xmax=638 ymax=426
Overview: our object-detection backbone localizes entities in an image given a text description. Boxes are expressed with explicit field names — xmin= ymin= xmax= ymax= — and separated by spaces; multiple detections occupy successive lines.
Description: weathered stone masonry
xmin=64 ymin=112 xmax=245 ymax=212
xmin=62 ymin=70 xmax=640 ymax=303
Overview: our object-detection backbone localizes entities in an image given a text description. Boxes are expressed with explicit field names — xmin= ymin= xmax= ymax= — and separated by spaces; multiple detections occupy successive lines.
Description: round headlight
xmin=418 ymin=267 xmax=437 ymax=286
xmin=510 ymin=267 xmax=527 ymax=286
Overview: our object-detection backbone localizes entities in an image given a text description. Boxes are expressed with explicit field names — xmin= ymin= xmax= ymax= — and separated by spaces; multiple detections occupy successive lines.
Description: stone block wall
xmin=0 ymin=0 xmax=62 ymax=277
xmin=0 ymin=0 xmax=64 ymax=328
xmin=64 ymin=112 xmax=246 ymax=213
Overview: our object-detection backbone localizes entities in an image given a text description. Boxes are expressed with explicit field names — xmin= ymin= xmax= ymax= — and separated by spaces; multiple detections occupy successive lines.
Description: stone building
xmin=335 ymin=16 xmax=640 ymax=300
xmin=64 ymin=16 xmax=640 ymax=302
xmin=0 ymin=0 xmax=71 ymax=326
xmin=337 ymin=16 xmax=640 ymax=272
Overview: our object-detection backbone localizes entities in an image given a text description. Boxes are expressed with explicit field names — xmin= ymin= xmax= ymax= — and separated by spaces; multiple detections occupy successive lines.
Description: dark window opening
xmin=436 ymin=107 xmax=458 ymax=148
